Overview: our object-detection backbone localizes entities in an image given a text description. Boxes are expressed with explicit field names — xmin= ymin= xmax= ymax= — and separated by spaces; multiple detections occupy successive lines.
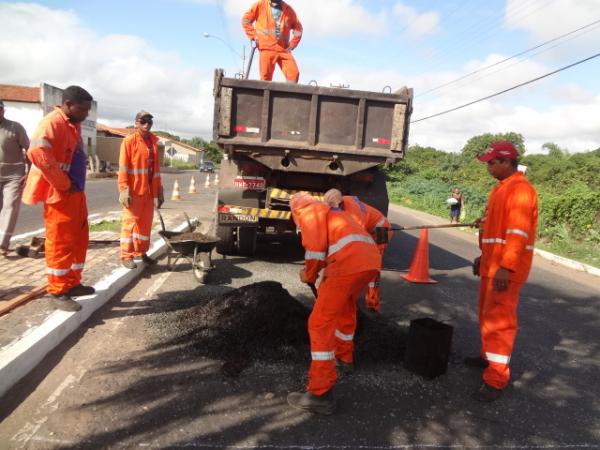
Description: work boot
xmin=471 ymin=383 xmax=503 ymax=402
xmin=336 ymin=359 xmax=354 ymax=377
xmin=464 ymin=356 xmax=489 ymax=369
xmin=0 ymin=246 xmax=9 ymax=257
xmin=122 ymin=259 xmax=137 ymax=269
xmin=287 ymin=390 xmax=336 ymax=415
xmin=52 ymin=295 xmax=82 ymax=312
xmin=141 ymin=254 xmax=157 ymax=266
xmin=66 ymin=284 xmax=96 ymax=297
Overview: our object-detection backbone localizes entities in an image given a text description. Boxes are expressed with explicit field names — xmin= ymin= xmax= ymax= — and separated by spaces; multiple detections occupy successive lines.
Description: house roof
xmin=0 ymin=84 xmax=40 ymax=104
xmin=96 ymin=123 xmax=135 ymax=138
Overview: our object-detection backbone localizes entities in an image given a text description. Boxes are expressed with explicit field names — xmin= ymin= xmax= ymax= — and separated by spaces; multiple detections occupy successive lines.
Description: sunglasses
xmin=138 ymin=118 xmax=153 ymax=125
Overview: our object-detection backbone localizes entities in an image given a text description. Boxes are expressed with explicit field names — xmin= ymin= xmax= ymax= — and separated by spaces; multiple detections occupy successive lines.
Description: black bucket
xmin=404 ymin=318 xmax=453 ymax=379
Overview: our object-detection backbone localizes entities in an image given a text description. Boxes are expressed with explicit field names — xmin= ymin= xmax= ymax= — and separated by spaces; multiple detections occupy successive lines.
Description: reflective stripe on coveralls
xmin=120 ymin=193 xmax=154 ymax=260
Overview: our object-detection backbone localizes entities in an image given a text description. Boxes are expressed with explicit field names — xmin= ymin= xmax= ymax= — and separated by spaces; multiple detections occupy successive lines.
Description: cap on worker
xmin=477 ymin=141 xmax=519 ymax=162
xmin=135 ymin=110 xmax=153 ymax=121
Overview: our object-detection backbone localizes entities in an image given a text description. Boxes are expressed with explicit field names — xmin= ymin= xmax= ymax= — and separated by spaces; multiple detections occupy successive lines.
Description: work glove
xmin=472 ymin=256 xmax=481 ymax=277
xmin=157 ymin=186 xmax=164 ymax=209
xmin=119 ymin=188 xmax=131 ymax=208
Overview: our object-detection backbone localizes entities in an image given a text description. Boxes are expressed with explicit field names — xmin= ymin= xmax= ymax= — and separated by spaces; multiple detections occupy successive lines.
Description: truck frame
xmin=212 ymin=69 xmax=413 ymax=256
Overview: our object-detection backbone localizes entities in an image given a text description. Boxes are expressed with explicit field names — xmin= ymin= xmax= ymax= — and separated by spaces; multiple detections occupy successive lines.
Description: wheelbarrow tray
xmin=159 ymin=231 xmax=220 ymax=256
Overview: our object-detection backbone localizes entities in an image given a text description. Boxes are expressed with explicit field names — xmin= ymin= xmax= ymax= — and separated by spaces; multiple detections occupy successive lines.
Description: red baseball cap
xmin=478 ymin=141 xmax=519 ymax=162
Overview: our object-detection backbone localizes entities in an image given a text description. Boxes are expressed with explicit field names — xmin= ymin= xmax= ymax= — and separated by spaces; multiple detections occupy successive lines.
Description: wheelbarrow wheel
xmin=193 ymin=251 xmax=212 ymax=284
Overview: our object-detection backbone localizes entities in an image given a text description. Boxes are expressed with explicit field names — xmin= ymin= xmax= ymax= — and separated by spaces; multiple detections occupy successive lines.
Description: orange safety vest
xmin=118 ymin=132 xmax=162 ymax=197
xmin=22 ymin=108 xmax=81 ymax=205
xmin=293 ymin=201 xmax=381 ymax=281
xmin=242 ymin=0 xmax=303 ymax=52
xmin=479 ymin=171 xmax=538 ymax=283
xmin=341 ymin=196 xmax=393 ymax=250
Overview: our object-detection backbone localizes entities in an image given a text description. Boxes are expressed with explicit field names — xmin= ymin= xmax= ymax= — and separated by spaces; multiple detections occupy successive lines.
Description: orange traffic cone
xmin=204 ymin=174 xmax=211 ymax=188
xmin=188 ymin=176 xmax=197 ymax=194
xmin=401 ymin=229 xmax=437 ymax=284
xmin=171 ymin=179 xmax=182 ymax=201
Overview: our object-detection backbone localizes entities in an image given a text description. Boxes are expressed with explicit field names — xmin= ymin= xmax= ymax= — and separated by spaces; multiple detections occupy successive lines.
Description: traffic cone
xmin=188 ymin=176 xmax=197 ymax=194
xmin=171 ymin=179 xmax=183 ymax=201
xmin=214 ymin=173 xmax=220 ymax=186
xmin=204 ymin=174 xmax=211 ymax=188
xmin=401 ymin=229 xmax=437 ymax=284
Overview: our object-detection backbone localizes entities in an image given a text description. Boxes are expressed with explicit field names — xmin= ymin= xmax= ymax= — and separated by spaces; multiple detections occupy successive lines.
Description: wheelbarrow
xmin=156 ymin=210 xmax=220 ymax=283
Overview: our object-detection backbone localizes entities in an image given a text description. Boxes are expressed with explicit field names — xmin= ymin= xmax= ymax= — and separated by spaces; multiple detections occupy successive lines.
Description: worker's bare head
xmin=62 ymin=86 xmax=93 ymax=123
xmin=323 ymin=189 xmax=343 ymax=208
xmin=290 ymin=191 xmax=315 ymax=211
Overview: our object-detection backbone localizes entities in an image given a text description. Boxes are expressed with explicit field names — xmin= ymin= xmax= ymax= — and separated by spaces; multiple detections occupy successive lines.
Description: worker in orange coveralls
xmin=324 ymin=189 xmax=393 ymax=314
xmin=467 ymin=141 xmax=538 ymax=402
xmin=242 ymin=0 xmax=303 ymax=82
xmin=118 ymin=111 xmax=164 ymax=269
xmin=22 ymin=86 xmax=94 ymax=312
xmin=286 ymin=192 xmax=381 ymax=415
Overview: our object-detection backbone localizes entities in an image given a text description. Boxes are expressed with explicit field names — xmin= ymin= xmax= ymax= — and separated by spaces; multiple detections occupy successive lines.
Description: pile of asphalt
xmin=167 ymin=232 xmax=218 ymax=243
xmin=162 ymin=281 xmax=406 ymax=376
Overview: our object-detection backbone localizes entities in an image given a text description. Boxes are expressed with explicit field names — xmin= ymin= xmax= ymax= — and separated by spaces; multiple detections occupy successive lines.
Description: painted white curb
xmin=534 ymin=248 xmax=600 ymax=278
xmin=0 ymin=219 xmax=193 ymax=398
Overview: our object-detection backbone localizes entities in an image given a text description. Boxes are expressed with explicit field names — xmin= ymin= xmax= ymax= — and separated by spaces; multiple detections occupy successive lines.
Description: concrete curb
xmin=0 ymin=219 xmax=193 ymax=398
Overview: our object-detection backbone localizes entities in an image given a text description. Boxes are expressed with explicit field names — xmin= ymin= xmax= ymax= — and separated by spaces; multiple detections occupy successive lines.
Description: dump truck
xmin=212 ymin=69 xmax=413 ymax=256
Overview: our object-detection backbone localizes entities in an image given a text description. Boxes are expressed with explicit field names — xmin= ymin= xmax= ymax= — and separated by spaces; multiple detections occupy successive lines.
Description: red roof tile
xmin=0 ymin=84 xmax=40 ymax=103
xmin=96 ymin=123 xmax=135 ymax=138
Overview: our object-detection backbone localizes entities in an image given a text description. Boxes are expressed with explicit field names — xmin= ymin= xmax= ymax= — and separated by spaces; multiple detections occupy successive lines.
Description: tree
xmin=184 ymin=137 xmax=223 ymax=164
xmin=460 ymin=132 xmax=525 ymax=160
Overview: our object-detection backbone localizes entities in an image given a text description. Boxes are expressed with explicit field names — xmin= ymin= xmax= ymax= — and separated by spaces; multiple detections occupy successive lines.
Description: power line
xmin=417 ymin=18 xmax=600 ymax=97
xmin=410 ymin=51 xmax=600 ymax=124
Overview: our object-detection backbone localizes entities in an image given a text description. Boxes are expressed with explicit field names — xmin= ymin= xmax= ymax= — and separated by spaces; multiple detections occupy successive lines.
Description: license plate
xmin=234 ymin=176 xmax=266 ymax=190
xmin=219 ymin=213 xmax=259 ymax=224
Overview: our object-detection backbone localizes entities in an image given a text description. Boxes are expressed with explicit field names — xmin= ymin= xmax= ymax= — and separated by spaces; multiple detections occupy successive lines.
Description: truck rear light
xmin=235 ymin=125 xmax=260 ymax=134
xmin=372 ymin=137 xmax=391 ymax=145
xmin=217 ymin=205 xmax=230 ymax=213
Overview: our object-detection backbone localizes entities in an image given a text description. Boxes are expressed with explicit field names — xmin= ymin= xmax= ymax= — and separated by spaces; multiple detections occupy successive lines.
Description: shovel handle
xmin=307 ymin=282 xmax=318 ymax=299
xmin=391 ymin=222 xmax=477 ymax=231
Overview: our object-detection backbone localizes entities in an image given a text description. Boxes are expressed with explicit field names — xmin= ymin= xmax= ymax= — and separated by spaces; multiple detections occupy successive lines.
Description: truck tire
xmin=216 ymin=225 xmax=236 ymax=255
xmin=237 ymin=227 xmax=257 ymax=256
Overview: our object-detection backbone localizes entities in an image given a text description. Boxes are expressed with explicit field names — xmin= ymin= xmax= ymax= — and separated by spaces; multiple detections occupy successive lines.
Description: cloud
xmin=392 ymin=2 xmax=440 ymax=38
xmin=0 ymin=3 xmax=215 ymax=138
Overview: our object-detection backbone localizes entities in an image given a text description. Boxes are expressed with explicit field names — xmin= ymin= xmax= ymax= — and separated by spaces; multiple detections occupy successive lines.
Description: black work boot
xmin=287 ymin=390 xmax=336 ymax=415
xmin=336 ymin=359 xmax=354 ymax=377
xmin=141 ymin=254 xmax=157 ymax=266
xmin=122 ymin=258 xmax=137 ymax=269
xmin=471 ymin=383 xmax=503 ymax=402
xmin=464 ymin=356 xmax=489 ymax=369
xmin=66 ymin=284 xmax=96 ymax=297
xmin=52 ymin=294 xmax=82 ymax=312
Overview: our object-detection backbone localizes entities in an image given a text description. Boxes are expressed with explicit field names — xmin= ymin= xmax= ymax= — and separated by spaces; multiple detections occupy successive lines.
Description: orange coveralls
xmin=242 ymin=0 xmax=303 ymax=82
xmin=118 ymin=132 xmax=161 ymax=260
xmin=22 ymin=108 xmax=89 ymax=296
xmin=291 ymin=197 xmax=381 ymax=396
xmin=340 ymin=196 xmax=392 ymax=312
xmin=478 ymin=171 xmax=538 ymax=389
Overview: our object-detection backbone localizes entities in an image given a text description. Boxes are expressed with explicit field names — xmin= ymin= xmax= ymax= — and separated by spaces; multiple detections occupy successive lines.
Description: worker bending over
xmin=468 ymin=141 xmax=538 ymax=402
xmin=324 ymin=189 xmax=393 ymax=313
xmin=287 ymin=192 xmax=381 ymax=415
xmin=242 ymin=0 xmax=303 ymax=82
xmin=118 ymin=111 xmax=164 ymax=269
xmin=23 ymin=86 xmax=95 ymax=311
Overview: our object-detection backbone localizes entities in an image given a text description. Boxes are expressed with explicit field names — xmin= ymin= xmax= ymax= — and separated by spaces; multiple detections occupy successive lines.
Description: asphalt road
xmin=1 ymin=193 xmax=599 ymax=449
xmin=12 ymin=171 xmax=204 ymax=235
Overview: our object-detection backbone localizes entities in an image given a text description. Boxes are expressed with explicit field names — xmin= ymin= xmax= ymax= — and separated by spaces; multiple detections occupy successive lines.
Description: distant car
xmin=199 ymin=161 xmax=215 ymax=173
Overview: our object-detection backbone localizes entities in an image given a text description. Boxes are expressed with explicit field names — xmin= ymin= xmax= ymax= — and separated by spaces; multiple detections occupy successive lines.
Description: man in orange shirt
xmin=242 ymin=0 xmax=303 ymax=82
xmin=323 ymin=189 xmax=393 ymax=313
xmin=118 ymin=111 xmax=164 ymax=269
xmin=468 ymin=141 xmax=538 ymax=402
xmin=286 ymin=192 xmax=381 ymax=415
xmin=23 ymin=86 xmax=94 ymax=312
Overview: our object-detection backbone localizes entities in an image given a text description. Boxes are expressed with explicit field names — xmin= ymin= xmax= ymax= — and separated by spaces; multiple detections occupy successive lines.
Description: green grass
xmin=89 ymin=220 xmax=121 ymax=232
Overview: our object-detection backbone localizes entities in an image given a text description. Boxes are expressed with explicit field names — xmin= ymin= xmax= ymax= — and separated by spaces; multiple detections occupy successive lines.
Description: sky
xmin=1 ymin=0 xmax=599 ymax=154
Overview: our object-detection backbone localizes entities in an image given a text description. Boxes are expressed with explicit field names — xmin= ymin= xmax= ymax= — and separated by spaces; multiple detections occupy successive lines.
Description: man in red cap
xmin=467 ymin=140 xmax=538 ymax=402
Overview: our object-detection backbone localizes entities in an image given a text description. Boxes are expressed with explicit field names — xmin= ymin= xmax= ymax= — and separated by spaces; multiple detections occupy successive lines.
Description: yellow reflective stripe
xmin=132 ymin=232 xmax=150 ymax=241
xmin=305 ymin=250 xmax=326 ymax=261
xmin=71 ymin=263 xmax=85 ymax=270
xmin=311 ymin=351 xmax=335 ymax=361
xmin=328 ymin=234 xmax=374 ymax=256
xmin=30 ymin=138 xmax=51 ymax=148
xmin=47 ymin=267 xmax=70 ymax=276
xmin=486 ymin=352 xmax=510 ymax=365
xmin=334 ymin=329 xmax=354 ymax=341
xmin=506 ymin=228 xmax=529 ymax=238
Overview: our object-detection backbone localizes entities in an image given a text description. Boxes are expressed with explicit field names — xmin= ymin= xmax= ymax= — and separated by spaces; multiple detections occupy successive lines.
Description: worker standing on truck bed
xmin=324 ymin=189 xmax=393 ymax=314
xmin=242 ymin=0 xmax=303 ymax=83
xmin=468 ymin=141 xmax=538 ymax=402
xmin=287 ymin=192 xmax=381 ymax=415
xmin=22 ymin=86 xmax=95 ymax=312
xmin=118 ymin=110 xmax=164 ymax=269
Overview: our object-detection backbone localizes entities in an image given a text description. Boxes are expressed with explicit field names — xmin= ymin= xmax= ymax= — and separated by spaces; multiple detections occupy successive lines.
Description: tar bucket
xmin=404 ymin=318 xmax=453 ymax=379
